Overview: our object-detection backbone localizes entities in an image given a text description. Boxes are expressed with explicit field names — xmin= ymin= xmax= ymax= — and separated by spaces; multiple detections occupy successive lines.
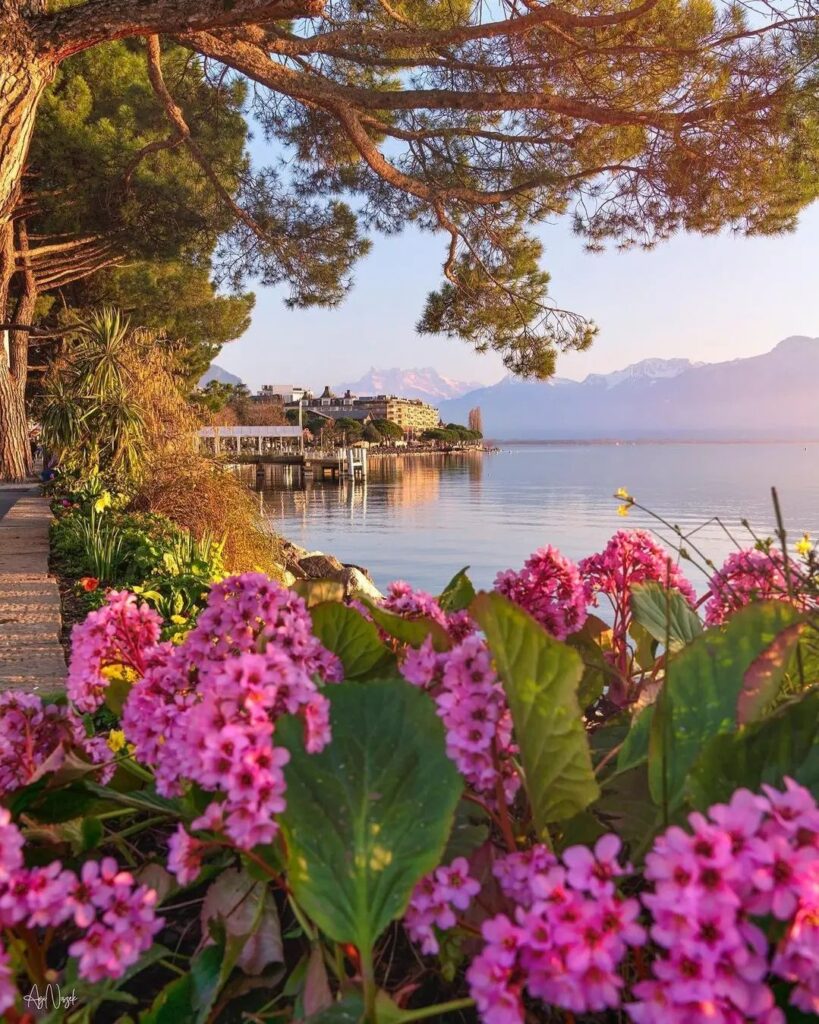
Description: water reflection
xmin=237 ymin=444 xmax=819 ymax=595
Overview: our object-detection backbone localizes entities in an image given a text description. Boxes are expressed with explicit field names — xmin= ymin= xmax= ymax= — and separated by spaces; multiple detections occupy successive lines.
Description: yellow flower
xmin=796 ymin=533 xmax=813 ymax=557
xmin=107 ymin=729 xmax=127 ymax=753
xmin=101 ymin=664 xmax=138 ymax=683
xmin=615 ymin=487 xmax=631 ymax=500
xmin=170 ymin=614 xmax=188 ymax=625
xmin=617 ymin=504 xmax=631 ymax=518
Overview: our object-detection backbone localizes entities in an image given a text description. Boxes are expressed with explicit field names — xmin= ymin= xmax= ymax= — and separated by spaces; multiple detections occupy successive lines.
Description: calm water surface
xmin=254 ymin=443 xmax=819 ymax=594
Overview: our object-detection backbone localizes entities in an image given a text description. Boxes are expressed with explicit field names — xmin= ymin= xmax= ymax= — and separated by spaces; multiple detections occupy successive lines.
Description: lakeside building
xmin=297 ymin=386 xmax=440 ymax=435
xmin=256 ymin=385 xmax=313 ymax=403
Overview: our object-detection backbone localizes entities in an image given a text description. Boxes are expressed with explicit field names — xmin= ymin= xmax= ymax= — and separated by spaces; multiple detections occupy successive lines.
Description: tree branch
xmin=143 ymin=35 xmax=296 ymax=251
xmin=34 ymin=0 xmax=326 ymax=61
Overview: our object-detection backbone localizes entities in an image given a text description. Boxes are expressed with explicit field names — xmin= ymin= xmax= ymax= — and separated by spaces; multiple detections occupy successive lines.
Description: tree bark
xmin=0 ymin=7 xmax=54 ymax=480
xmin=0 ymin=219 xmax=34 ymax=481
xmin=0 ymin=8 xmax=54 ymax=224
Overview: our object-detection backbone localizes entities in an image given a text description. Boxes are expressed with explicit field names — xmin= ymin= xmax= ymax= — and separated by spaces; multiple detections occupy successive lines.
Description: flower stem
xmin=360 ymin=946 xmax=377 ymax=1024
xmin=398 ymin=998 xmax=475 ymax=1022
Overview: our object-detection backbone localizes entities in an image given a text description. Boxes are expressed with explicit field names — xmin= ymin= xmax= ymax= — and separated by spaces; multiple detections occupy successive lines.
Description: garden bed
xmin=1 ymin=482 xmax=817 ymax=1022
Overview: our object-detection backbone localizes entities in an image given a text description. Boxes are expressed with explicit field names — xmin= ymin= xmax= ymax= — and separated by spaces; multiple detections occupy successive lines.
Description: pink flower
xmin=405 ymin=858 xmax=481 ymax=955
xmin=579 ymin=530 xmax=696 ymax=693
xmin=400 ymin=634 xmax=519 ymax=802
xmin=67 ymin=590 xmax=162 ymax=712
xmin=494 ymin=545 xmax=587 ymax=640
xmin=0 ymin=946 xmax=17 ymax=1013
xmin=563 ymin=834 xmax=628 ymax=896
xmin=630 ymin=780 xmax=819 ymax=1024
xmin=0 ymin=809 xmax=23 ymax=882
xmin=168 ymin=825 xmax=204 ymax=886
xmin=704 ymin=548 xmax=806 ymax=626
xmin=382 ymin=581 xmax=449 ymax=629
xmin=470 ymin=839 xmax=643 ymax=1020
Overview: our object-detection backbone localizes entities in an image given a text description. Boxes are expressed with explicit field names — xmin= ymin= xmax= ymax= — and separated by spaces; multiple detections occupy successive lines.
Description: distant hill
xmin=199 ymin=364 xmax=243 ymax=387
xmin=334 ymin=367 xmax=482 ymax=403
xmin=439 ymin=337 xmax=819 ymax=440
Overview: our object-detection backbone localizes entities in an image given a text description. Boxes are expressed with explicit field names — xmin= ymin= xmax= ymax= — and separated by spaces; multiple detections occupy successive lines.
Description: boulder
xmin=298 ymin=553 xmax=346 ymax=580
xmin=342 ymin=567 xmax=383 ymax=602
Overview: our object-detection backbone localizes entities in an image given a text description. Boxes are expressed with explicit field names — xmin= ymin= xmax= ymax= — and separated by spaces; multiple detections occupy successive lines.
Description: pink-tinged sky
xmin=218 ymin=200 xmax=819 ymax=392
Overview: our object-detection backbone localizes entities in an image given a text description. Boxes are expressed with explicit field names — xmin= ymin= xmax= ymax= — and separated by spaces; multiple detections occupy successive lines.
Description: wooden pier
xmin=196 ymin=427 xmax=368 ymax=485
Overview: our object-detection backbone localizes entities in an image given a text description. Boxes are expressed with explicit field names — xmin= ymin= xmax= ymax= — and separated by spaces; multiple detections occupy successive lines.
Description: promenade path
xmin=0 ymin=489 xmax=66 ymax=692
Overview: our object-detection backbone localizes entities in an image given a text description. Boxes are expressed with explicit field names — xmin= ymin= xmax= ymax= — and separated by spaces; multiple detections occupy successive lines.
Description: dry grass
xmin=125 ymin=342 xmax=284 ymax=577
xmin=133 ymin=450 xmax=284 ymax=577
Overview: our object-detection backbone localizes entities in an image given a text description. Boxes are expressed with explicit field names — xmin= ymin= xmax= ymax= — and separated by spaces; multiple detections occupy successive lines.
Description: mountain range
xmin=439 ymin=336 xmax=819 ymax=440
xmin=199 ymin=364 xmax=243 ymax=387
xmin=334 ymin=366 xmax=482 ymax=402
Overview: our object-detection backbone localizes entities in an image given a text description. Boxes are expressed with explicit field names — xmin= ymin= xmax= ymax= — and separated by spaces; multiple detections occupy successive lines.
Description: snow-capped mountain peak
xmin=334 ymin=367 xmax=483 ymax=402
xmin=583 ymin=358 xmax=698 ymax=389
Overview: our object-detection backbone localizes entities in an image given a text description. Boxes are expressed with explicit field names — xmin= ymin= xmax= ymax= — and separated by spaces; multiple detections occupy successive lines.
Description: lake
xmin=254 ymin=442 xmax=819 ymax=595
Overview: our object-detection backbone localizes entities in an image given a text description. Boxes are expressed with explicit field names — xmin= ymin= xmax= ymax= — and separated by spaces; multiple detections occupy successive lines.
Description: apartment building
xmin=300 ymin=387 xmax=440 ymax=435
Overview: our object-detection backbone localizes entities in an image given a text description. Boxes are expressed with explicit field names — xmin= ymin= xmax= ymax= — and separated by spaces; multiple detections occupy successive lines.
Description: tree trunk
xmin=0 ymin=12 xmax=54 ymax=480
xmin=0 ymin=220 xmax=33 ymax=481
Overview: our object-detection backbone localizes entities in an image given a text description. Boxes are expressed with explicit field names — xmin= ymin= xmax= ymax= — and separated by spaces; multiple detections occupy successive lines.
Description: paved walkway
xmin=0 ymin=490 xmax=66 ymax=692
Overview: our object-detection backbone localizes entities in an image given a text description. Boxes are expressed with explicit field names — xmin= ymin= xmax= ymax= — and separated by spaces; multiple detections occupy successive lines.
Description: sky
xmin=217 ymin=197 xmax=819 ymax=393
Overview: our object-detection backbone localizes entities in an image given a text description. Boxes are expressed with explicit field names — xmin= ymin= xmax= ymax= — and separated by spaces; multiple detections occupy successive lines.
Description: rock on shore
xmin=278 ymin=540 xmax=383 ymax=601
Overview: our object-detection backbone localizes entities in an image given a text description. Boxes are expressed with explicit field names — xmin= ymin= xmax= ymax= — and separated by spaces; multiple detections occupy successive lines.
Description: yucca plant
xmin=39 ymin=307 xmax=146 ymax=483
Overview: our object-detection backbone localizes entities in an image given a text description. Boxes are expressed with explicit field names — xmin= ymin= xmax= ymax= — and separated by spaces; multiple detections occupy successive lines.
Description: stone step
xmin=0 ymin=494 xmax=66 ymax=692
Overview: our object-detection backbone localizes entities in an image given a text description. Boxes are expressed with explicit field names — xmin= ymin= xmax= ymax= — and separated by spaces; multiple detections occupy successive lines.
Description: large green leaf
xmin=140 ymin=946 xmax=221 ymax=1024
xmin=630 ymin=581 xmax=702 ymax=651
xmin=437 ymin=567 xmax=476 ymax=614
xmin=687 ymin=689 xmax=819 ymax=808
xmin=278 ymin=680 xmax=462 ymax=958
xmin=472 ymin=592 xmax=599 ymax=831
xmin=648 ymin=600 xmax=805 ymax=810
xmin=565 ymin=615 xmax=611 ymax=708
xmin=311 ymin=602 xmax=390 ymax=678
xmin=737 ymin=621 xmax=806 ymax=725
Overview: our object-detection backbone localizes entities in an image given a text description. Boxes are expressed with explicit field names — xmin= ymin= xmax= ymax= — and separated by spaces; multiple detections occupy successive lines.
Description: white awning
xmin=198 ymin=426 xmax=302 ymax=438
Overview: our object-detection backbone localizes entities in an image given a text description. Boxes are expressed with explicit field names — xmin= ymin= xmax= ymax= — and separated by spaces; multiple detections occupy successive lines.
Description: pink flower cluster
xmin=704 ymin=548 xmax=802 ymax=626
xmin=580 ymin=529 xmax=697 ymax=611
xmin=382 ymin=581 xmax=475 ymax=641
xmin=401 ymin=634 xmax=519 ymax=801
xmin=468 ymin=835 xmax=643 ymax=1023
xmin=405 ymin=857 xmax=481 ymax=954
xmin=119 ymin=574 xmax=341 ymax=850
xmin=0 ymin=692 xmax=115 ymax=795
xmin=631 ymin=779 xmax=819 ymax=1023
xmin=579 ymin=530 xmax=696 ymax=686
xmin=0 ymin=692 xmax=78 ymax=794
xmin=0 ymin=809 xmax=162 ymax=1010
xmin=494 ymin=546 xmax=588 ymax=640
xmin=67 ymin=589 xmax=163 ymax=712
xmin=383 ymin=581 xmax=450 ymax=629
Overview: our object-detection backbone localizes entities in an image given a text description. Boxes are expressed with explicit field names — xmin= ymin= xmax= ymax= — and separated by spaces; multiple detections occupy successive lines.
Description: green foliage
xmin=418 ymin=230 xmax=596 ymax=379
xmin=630 ymin=581 xmax=703 ymax=651
xmin=309 ymin=603 xmax=391 ymax=678
xmin=437 ymin=567 xmax=476 ymax=614
xmin=687 ymin=689 xmax=819 ymax=810
xmin=370 ymin=420 xmax=403 ymax=441
xmin=278 ymin=680 xmax=462 ymax=960
xmin=647 ymin=601 xmax=807 ymax=811
xmin=363 ymin=600 xmax=452 ymax=652
xmin=76 ymin=262 xmax=255 ymax=387
xmin=40 ymin=309 xmax=146 ymax=481
xmin=472 ymin=592 xmax=599 ymax=832
xmin=51 ymin=495 xmax=223 ymax=624
xmin=420 ymin=425 xmax=482 ymax=444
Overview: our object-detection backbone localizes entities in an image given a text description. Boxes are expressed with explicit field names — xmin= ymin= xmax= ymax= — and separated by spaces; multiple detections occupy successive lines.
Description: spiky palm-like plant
xmin=40 ymin=308 xmax=146 ymax=482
